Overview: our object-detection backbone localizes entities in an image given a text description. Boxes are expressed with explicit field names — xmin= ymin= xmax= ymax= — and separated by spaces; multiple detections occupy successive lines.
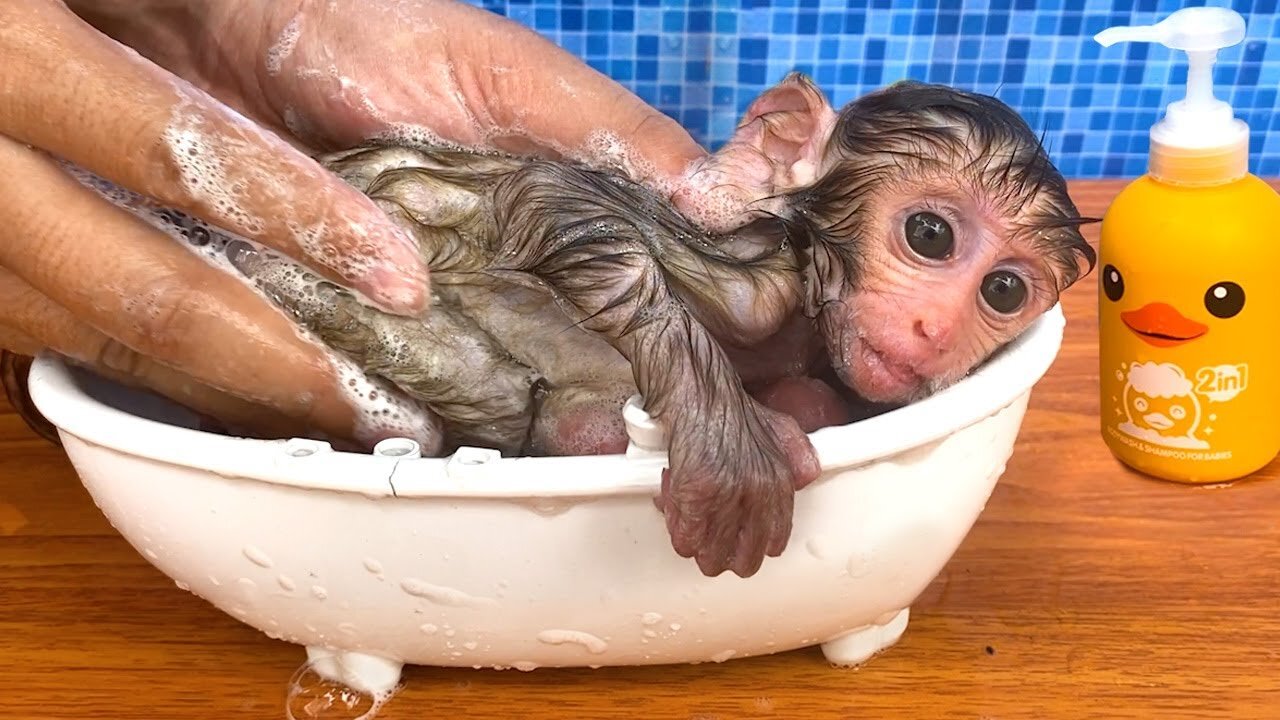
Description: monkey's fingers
xmin=661 ymin=405 xmax=818 ymax=577
xmin=660 ymin=454 xmax=778 ymax=578
xmin=0 ymin=137 xmax=441 ymax=451
xmin=0 ymin=1 xmax=427 ymax=315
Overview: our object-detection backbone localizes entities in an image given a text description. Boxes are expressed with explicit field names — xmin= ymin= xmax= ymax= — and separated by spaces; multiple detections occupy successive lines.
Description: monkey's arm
xmin=489 ymin=163 xmax=820 ymax=577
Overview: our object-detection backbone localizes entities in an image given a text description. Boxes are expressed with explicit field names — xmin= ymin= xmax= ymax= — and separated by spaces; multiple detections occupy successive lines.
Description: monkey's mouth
xmin=1121 ymin=303 xmax=1208 ymax=348
xmin=854 ymin=339 xmax=922 ymax=400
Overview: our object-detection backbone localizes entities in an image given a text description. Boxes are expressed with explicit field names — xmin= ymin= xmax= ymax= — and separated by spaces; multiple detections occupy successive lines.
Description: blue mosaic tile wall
xmin=464 ymin=0 xmax=1280 ymax=178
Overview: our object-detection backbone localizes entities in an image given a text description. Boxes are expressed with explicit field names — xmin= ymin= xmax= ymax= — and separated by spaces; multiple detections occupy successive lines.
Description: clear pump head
xmin=1095 ymin=7 xmax=1250 ymax=185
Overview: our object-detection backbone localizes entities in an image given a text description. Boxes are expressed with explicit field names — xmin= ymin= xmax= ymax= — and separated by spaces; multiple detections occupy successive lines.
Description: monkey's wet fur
xmin=228 ymin=76 xmax=1097 ymax=578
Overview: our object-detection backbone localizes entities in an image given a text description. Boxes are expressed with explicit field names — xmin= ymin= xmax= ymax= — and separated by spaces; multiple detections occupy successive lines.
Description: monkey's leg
xmin=488 ymin=236 xmax=820 ymax=578
xmin=225 ymin=241 xmax=539 ymax=456
xmin=528 ymin=381 xmax=636 ymax=457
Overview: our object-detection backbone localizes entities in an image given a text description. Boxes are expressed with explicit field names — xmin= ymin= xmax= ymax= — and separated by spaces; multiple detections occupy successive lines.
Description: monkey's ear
xmin=731 ymin=72 xmax=838 ymax=189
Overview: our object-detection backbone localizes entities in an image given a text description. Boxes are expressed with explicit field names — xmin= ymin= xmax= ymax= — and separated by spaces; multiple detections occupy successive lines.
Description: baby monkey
xmin=225 ymin=76 xmax=1095 ymax=579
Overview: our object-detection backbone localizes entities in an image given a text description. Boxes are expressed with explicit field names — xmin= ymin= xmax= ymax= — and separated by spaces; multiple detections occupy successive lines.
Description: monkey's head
xmin=694 ymin=74 xmax=1096 ymax=404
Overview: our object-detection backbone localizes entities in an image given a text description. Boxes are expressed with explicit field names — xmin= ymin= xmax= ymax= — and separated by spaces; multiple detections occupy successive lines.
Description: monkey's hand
xmin=658 ymin=398 xmax=820 ymax=577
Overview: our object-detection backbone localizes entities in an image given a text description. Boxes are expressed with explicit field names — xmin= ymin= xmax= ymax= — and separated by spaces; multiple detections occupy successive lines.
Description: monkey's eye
xmin=1102 ymin=264 xmax=1124 ymax=301
xmin=904 ymin=211 xmax=954 ymax=260
xmin=981 ymin=270 xmax=1027 ymax=314
xmin=1204 ymin=281 xmax=1244 ymax=318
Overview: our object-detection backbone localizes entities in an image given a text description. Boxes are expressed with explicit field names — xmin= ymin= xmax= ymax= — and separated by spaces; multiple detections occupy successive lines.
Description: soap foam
xmin=265 ymin=15 xmax=303 ymax=76
xmin=162 ymin=95 xmax=268 ymax=239
xmin=61 ymin=163 xmax=442 ymax=451
xmin=160 ymin=84 xmax=419 ymax=307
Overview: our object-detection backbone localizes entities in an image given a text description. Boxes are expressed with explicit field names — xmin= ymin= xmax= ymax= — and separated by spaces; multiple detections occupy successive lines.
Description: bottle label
xmin=1106 ymin=359 xmax=1248 ymax=460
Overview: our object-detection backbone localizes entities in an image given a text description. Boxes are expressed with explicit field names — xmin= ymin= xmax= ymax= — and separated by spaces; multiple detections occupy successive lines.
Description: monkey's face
xmin=677 ymin=75 xmax=1095 ymax=403
xmin=817 ymin=180 xmax=1072 ymax=403
xmin=781 ymin=80 xmax=1095 ymax=404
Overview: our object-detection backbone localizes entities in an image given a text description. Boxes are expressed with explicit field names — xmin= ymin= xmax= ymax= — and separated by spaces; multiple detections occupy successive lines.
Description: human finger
xmin=0 ymin=136 xmax=442 ymax=450
xmin=0 ymin=266 xmax=337 ymax=441
xmin=258 ymin=0 xmax=707 ymax=193
xmin=0 ymin=324 xmax=42 ymax=357
xmin=0 ymin=0 xmax=428 ymax=315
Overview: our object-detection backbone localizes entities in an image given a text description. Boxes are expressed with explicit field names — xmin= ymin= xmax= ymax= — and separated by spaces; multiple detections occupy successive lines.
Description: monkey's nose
xmin=913 ymin=317 xmax=953 ymax=352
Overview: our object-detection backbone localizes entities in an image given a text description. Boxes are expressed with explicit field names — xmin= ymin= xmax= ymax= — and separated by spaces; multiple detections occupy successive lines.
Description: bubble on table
xmin=285 ymin=659 xmax=401 ymax=720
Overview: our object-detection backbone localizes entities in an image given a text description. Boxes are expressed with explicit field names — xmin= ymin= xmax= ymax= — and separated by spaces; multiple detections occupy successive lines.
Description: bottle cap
xmin=1095 ymin=7 xmax=1250 ymax=186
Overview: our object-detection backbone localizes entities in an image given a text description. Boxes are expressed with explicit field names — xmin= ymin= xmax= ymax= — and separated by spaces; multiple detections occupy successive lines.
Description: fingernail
xmin=367 ymin=265 xmax=429 ymax=316
xmin=357 ymin=222 xmax=430 ymax=315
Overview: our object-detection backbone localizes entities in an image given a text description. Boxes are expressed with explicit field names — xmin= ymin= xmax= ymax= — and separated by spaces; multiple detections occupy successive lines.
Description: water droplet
xmin=312 ymin=585 xmax=329 ymax=600
xmin=669 ymin=623 xmax=682 ymax=632
xmin=208 ymin=575 xmax=221 ymax=586
xmin=399 ymin=578 xmax=495 ymax=607
xmin=805 ymin=536 xmax=833 ymax=560
xmin=286 ymin=659 xmax=400 ymax=720
xmin=238 ymin=577 xmax=257 ymax=590
xmin=642 ymin=629 xmax=657 ymax=639
xmin=463 ymin=641 xmax=478 ymax=650
xmin=513 ymin=661 xmax=538 ymax=672
xmin=339 ymin=623 xmax=357 ymax=635
xmin=363 ymin=558 xmax=384 ymax=575
xmin=420 ymin=623 xmax=438 ymax=635
xmin=536 ymin=629 xmax=608 ymax=654
xmin=526 ymin=499 xmax=572 ymax=517
xmin=711 ymin=649 xmax=737 ymax=662
xmin=243 ymin=545 xmax=274 ymax=568
xmin=641 ymin=612 xmax=663 ymax=626
xmin=144 ymin=549 xmax=159 ymax=560
xmin=847 ymin=551 xmax=872 ymax=578
xmin=444 ymin=628 xmax=456 ymax=638
xmin=279 ymin=575 xmax=298 ymax=592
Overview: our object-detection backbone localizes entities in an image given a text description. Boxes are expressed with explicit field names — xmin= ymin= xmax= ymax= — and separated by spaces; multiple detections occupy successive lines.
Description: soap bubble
xmin=285 ymin=660 xmax=401 ymax=720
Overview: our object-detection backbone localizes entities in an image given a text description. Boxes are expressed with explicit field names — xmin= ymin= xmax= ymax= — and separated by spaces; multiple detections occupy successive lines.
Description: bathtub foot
xmin=820 ymin=608 xmax=910 ymax=667
xmin=305 ymin=646 xmax=403 ymax=696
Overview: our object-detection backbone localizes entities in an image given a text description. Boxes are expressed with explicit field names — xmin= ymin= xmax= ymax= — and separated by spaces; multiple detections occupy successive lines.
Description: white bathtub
xmin=25 ymin=303 xmax=1064 ymax=695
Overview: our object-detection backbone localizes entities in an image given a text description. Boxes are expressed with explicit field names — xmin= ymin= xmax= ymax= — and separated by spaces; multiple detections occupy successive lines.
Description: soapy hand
xmin=0 ymin=0 xmax=706 ymax=446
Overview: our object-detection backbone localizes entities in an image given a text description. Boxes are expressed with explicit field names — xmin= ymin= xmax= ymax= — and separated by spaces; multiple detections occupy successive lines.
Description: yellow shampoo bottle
xmin=1096 ymin=7 xmax=1280 ymax=483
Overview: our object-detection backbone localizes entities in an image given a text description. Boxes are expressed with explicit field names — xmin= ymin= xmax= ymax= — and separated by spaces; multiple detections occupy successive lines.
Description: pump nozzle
xmin=1095 ymin=7 xmax=1250 ymax=185
xmin=1094 ymin=7 xmax=1245 ymax=52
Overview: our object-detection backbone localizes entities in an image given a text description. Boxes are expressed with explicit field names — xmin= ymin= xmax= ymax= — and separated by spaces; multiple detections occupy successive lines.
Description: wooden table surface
xmin=2 ymin=179 xmax=1277 ymax=719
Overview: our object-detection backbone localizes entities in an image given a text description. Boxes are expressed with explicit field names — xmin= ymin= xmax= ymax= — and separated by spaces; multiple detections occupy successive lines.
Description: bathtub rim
xmin=28 ymin=304 xmax=1065 ymax=499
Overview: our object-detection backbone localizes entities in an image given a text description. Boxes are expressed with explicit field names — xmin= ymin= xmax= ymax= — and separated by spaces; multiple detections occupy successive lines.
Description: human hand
xmin=73 ymin=0 xmax=709 ymax=193
xmin=0 ymin=0 xmax=708 ymax=447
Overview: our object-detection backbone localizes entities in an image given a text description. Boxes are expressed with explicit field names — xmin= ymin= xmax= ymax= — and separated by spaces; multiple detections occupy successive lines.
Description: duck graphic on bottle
xmin=1105 ymin=270 xmax=1249 ymax=454
xmin=1096 ymin=7 xmax=1280 ymax=483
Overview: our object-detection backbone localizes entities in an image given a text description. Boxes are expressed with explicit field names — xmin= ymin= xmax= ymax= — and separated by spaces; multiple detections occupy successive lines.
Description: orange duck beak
xmin=1121 ymin=302 xmax=1208 ymax=348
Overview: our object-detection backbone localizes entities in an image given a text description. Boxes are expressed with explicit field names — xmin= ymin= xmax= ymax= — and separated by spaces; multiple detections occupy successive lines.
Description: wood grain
xmin=2 ymin=180 xmax=1278 ymax=719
